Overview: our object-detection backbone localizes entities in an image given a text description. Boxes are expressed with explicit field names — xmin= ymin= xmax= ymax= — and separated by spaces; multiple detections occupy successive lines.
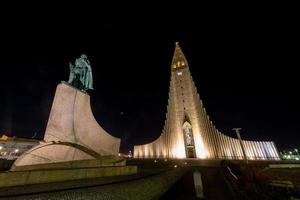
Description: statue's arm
xmin=68 ymin=63 xmax=75 ymax=83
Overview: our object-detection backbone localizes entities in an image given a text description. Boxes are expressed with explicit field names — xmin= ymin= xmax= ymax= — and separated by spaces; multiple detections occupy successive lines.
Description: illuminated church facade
xmin=134 ymin=43 xmax=280 ymax=160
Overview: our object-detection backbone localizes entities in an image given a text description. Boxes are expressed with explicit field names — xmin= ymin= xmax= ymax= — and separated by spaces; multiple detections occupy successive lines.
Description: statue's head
xmin=80 ymin=54 xmax=87 ymax=59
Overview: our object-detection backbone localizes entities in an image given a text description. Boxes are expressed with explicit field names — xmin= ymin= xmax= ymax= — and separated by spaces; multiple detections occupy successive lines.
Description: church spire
xmin=171 ymin=42 xmax=189 ymax=71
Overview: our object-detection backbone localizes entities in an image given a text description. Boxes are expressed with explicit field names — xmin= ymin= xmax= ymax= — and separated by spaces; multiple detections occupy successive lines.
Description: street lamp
xmin=295 ymin=149 xmax=299 ymax=156
xmin=233 ymin=128 xmax=248 ymax=163
xmin=0 ymin=146 xmax=2 ymax=150
xmin=128 ymin=150 xmax=132 ymax=158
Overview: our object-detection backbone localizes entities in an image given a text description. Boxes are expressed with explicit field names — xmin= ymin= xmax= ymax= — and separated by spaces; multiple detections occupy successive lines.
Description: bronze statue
xmin=68 ymin=54 xmax=93 ymax=91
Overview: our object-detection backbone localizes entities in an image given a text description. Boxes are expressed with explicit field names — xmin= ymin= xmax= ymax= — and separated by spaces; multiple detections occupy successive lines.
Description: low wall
xmin=269 ymin=164 xmax=300 ymax=168
xmin=11 ymin=157 xmax=126 ymax=171
xmin=0 ymin=165 xmax=137 ymax=188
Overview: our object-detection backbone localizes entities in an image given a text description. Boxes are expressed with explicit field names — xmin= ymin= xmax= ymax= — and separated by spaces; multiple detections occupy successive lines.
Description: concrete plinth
xmin=11 ymin=153 xmax=126 ymax=171
xmin=1 ymin=164 xmax=137 ymax=188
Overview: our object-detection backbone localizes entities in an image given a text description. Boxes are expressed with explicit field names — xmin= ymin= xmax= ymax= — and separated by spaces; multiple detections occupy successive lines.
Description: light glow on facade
xmin=193 ymin=130 xmax=207 ymax=159
xmin=173 ymin=142 xmax=186 ymax=158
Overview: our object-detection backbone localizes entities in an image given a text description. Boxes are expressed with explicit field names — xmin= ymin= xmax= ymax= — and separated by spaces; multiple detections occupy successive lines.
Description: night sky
xmin=0 ymin=5 xmax=298 ymax=152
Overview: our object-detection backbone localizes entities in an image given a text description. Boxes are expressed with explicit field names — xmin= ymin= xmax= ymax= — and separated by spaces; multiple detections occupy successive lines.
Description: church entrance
xmin=183 ymin=122 xmax=196 ymax=158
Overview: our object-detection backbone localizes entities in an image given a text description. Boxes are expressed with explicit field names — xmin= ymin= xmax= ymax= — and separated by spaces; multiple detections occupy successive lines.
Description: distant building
xmin=0 ymin=134 xmax=40 ymax=160
xmin=134 ymin=43 xmax=280 ymax=160
xmin=281 ymin=149 xmax=300 ymax=161
xmin=118 ymin=150 xmax=133 ymax=158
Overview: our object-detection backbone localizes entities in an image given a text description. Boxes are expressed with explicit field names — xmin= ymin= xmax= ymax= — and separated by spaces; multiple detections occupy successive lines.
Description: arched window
xmin=183 ymin=121 xmax=196 ymax=158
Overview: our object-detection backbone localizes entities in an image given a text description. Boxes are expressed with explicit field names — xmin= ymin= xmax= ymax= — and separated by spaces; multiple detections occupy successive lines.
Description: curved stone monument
xmin=44 ymin=82 xmax=120 ymax=155
xmin=12 ymin=55 xmax=121 ymax=169
xmin=12 ymin=83 xmax=120 ymax=168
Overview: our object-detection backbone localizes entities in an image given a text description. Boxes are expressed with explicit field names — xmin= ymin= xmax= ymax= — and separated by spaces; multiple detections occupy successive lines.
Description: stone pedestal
xmin=13 ymin=82 xmax=121 ymax=168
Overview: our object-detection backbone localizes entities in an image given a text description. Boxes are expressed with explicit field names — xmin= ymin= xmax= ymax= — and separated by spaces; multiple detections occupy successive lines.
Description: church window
xmin=184 ymin=128 xmax=193 ymax=146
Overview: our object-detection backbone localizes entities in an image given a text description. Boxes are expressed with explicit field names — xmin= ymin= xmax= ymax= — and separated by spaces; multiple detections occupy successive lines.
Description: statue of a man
xmin=68 ymin=54 xmax=93 ymax=91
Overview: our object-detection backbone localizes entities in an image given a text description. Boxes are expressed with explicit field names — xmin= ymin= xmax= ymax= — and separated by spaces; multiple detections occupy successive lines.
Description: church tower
xmin=163 ymin=42 xmax=207 ymax=158
xmin=134 ymin=43 xmax=280 ymax=160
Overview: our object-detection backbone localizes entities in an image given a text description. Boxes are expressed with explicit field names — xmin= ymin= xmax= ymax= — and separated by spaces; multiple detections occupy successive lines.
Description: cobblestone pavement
xmin=0 ymin=169 xmax=185 ymax=200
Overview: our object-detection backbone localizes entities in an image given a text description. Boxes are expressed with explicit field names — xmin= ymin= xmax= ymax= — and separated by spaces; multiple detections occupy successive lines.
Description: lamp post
xmin=233 ymin=128 xmax=248 ymax=163
xmin=295 ymin=149 xmax=299 ymax=156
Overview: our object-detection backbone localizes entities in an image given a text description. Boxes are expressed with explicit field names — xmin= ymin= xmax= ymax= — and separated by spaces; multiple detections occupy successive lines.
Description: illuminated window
xmin=184 ymin=128 xmax=193 ymax=146
xmin=177 ymin=72 xmax=182 ymax=75
xmin=181 ymin=62 xmax=185 ymax=66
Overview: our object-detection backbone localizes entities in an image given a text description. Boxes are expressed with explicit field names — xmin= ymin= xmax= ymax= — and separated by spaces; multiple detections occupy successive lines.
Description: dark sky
xmin=0 ymin=5 xmax=298 ymax=152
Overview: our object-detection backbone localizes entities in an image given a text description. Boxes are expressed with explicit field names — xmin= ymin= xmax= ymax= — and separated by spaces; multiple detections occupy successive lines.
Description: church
xmin=134 ymin=43 xmax=280 ymax=160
